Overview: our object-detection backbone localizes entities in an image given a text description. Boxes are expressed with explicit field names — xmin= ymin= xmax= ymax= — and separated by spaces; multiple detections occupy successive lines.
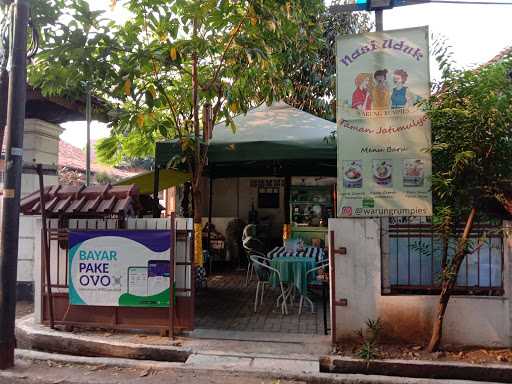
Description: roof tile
xmin=20 ymin=183 xmax=147 ymax=217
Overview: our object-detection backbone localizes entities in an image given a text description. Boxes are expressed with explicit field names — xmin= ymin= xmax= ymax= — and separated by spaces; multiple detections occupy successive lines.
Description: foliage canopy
xmin=424 ymin=48 xmax=512 ymax=352
xmin=427 ymin=51 xmax=512 ymax=225
xmin=27 ymin=0 xmax=370 ymax=166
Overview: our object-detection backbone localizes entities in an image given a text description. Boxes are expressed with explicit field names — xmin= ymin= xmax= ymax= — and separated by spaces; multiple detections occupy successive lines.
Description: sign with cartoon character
xmin=68 ymin=230 xmax=172 ymax=307
xmin=336 ymin=26 xmax=432 ymax=217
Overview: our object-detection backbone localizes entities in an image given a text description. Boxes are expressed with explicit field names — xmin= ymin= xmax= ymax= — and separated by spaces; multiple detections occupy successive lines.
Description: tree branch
xmin=139 ymin=6 xmax=185 ymax=140
xmin=206 ymin=14 xmax=247 ymax=91
xmin=192 ymin=18 xmax=201 ymax=189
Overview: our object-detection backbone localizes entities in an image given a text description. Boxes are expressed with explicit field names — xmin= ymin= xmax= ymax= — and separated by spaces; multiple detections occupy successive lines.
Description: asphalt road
xmin=0 ymin=359 xmax=306 ymax=384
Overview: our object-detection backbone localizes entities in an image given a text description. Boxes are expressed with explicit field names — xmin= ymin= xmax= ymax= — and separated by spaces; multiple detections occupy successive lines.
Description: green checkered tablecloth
xmin=267 ymin=246 xmax=325 ymax=262
xmin=270 ymin=256 xmax=317 ymax=296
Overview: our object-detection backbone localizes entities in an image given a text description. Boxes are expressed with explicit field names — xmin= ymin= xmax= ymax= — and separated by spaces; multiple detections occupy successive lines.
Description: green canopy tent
xmin=114 ymin=168 xmax=191 ymax=217
xmin=155 ymin=102 xmax=337 ymax=178
xmin=115 ymin=168 xmax=191 ymax=195
xmin=154 ymin=102 xmax=337 ymax=250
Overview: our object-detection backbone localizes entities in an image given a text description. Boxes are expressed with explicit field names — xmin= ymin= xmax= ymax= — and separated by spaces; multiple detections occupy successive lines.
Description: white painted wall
xmin=21 ymin=119 xmax=61 ymax=198
xmin=329 ymin=218 xmax=511 ymax=347
xmin=202 ymin=177 xmax=337 ymax=240
xmin=18 ymin=216 xmax=36 ymax=283
xmin=18 ymin=119 xmax=63 ymax=286
xmin=33 ymin=218 xmax=42 ymax=322
xmin=203 ymin=177 xmax=286 ymax=239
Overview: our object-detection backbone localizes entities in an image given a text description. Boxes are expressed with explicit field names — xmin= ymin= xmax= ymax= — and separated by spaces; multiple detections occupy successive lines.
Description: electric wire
xmin=430 ymin=0 xmax=512 ymax=4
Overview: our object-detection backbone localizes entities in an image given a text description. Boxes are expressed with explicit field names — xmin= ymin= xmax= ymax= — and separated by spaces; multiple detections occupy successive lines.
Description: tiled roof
xmin=20 ymin=184 xmax=144 ymax=217
xmin=26 ymin=86 xmax=108 ymax=124
xmin=58 ymin=140 xmax=140 ymax=178
xmin=486 ymin=46 xmax=512 ymax=65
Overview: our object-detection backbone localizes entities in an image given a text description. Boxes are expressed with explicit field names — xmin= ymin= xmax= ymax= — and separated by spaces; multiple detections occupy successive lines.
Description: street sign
xmin=330 ymin=0 xmax=430 ymax=12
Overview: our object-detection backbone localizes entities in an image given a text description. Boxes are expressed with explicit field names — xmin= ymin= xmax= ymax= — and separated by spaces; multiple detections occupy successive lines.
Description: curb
xmin=16 ymin=316 xmax=191 ymax=363
xmin=14 ymin=316 xmax=503 ymax=384
xmin=13 ymin=349 xmax=497 ymax=384
xmin=320 ymin=355 xmax=512 ymax=383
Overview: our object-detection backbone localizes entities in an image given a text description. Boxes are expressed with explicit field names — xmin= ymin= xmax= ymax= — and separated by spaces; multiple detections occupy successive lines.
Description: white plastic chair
xmin=250 ymin=255 xmax=288 ymax=315
xmin=243 ymin=239 xmax=265 ymax=286
xmin=298 ymin=261 xmax=329 ymax=315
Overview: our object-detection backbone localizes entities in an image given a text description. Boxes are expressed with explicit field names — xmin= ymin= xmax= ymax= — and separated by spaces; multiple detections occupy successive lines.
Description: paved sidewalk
xmin=16 ymin=315 xmax=332 ymax=359
xmin=13 ymin=316 xmax=505 ymax=384
xmin=196 ymin=271 xmax=328 ymax=334
xmin=15 ymin=301 xmax=34 ymax=318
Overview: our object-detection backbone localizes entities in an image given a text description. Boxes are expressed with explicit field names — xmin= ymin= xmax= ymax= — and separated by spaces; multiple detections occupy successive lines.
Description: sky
xmin=60 ymin=0 xmax=512 ymax=149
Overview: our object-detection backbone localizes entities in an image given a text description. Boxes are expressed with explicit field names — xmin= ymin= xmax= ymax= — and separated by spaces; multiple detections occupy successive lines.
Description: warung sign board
xmin=336 ymin=26 xmax=432 ymax=217
xmin=68 ymin=230 xmax=172 ymax=307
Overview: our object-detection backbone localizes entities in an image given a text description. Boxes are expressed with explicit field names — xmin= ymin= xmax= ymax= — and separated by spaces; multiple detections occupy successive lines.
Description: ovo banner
xmin=336 ymin=26 xmax=432 ymax=217
xmin=68 ymin=230 xmax=172 ymax=307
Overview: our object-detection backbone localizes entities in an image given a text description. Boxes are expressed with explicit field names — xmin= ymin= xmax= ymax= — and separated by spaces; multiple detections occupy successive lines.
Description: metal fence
xmin=384 ymin=217 xmax=503 ymax=295
xmin=41 ymin=217 xmax=195 ymax=332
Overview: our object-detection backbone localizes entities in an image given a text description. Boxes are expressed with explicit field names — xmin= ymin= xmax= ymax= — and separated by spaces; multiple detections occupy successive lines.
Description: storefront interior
xmin=156 ymin=102 xmax=337 ymax=336
xmin=191 ymin=175 xmax=335 ymax=335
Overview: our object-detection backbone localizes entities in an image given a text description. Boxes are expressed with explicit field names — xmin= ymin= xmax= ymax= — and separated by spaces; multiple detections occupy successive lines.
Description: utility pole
xmin=0 ymin=2 xmax=10 ymax=153
xmin=375 ymin=9 xmax=384 ymax=32
xmin=0 ymin=70 xmax=7 ymax=152
xmin=330 ymin=1 xmax=390 ymax=32
xmin=0 ymin=0 xmax=29 ymax=369
xmin=330 ymin=1 xmax=437 ymax=32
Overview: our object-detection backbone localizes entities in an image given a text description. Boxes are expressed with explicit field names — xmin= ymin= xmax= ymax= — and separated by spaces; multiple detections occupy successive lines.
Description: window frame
xmin=381 ymin=217 xmax=504 ymax=296
xmin=257 ymin=186 xmax=280 ymax=209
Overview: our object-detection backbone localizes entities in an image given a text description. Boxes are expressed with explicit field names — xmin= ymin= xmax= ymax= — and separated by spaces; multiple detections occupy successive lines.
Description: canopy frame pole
xmin=236 ymin=177 xmax=240 ymax=217
xmin=153 ymin=166 xmax=160 ymax=218
xmin=284 ymin=175 xmax=291 ymax=225
xmin=283 ymin=175 xmax=291 ymax=244
xmin=207 ymin=167 xmax=214 ymax=258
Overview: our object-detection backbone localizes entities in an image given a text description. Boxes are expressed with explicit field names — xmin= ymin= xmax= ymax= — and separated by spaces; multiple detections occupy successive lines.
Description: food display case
xmin=289 ymin=186 xmax=334 ymax=247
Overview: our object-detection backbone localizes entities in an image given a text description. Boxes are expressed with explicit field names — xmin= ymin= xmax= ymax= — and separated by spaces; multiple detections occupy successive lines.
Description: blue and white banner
xmin=68 ymin=230 xmax=172 ymax=307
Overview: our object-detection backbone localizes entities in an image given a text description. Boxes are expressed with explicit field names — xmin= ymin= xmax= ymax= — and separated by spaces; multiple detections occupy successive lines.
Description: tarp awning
xmin=115 ymin=169 xmax=191 ymax=194
xmin=155 ymin=102 xmax=337 ymax=174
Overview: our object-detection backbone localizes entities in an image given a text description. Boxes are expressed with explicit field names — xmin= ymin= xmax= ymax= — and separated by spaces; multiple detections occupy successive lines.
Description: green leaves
xmin=28 ymin=0 xmax=117 ymax=100
xmin=123 ymin=79 xmax=132 ymax=97
xmin=284 ymin=5 xmax=371 ymax=121
xmin=29 ymin=0 xmax=356 ymax=172
xmin=83 ymin=0 xmax=329 ymax=165
xmin=224 ymin=111 xmax=237 ymax=134
xmin=169 ymin=46 xmax=178 ymax=61
xmin=426 ymin=48 xmax=512 ymax=223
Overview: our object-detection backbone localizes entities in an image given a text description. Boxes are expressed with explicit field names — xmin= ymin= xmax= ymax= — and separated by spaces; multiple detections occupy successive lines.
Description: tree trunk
xmin=180 ymin=182 xmax=192 ymax=217
xmin=192 ymin=182 xmax=203 ymax=266
xmin=440 ymin=235 xmax=449 ymax=271
xmin=427 ymin=207 xmax=477 ymax=352
xmin=190 ymin=18 xmax=205 ymax=267
xmin=427 ymin=285 xmax=450 ymax=353
xmin=192 ymin=186 xmax=201 ymax=224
